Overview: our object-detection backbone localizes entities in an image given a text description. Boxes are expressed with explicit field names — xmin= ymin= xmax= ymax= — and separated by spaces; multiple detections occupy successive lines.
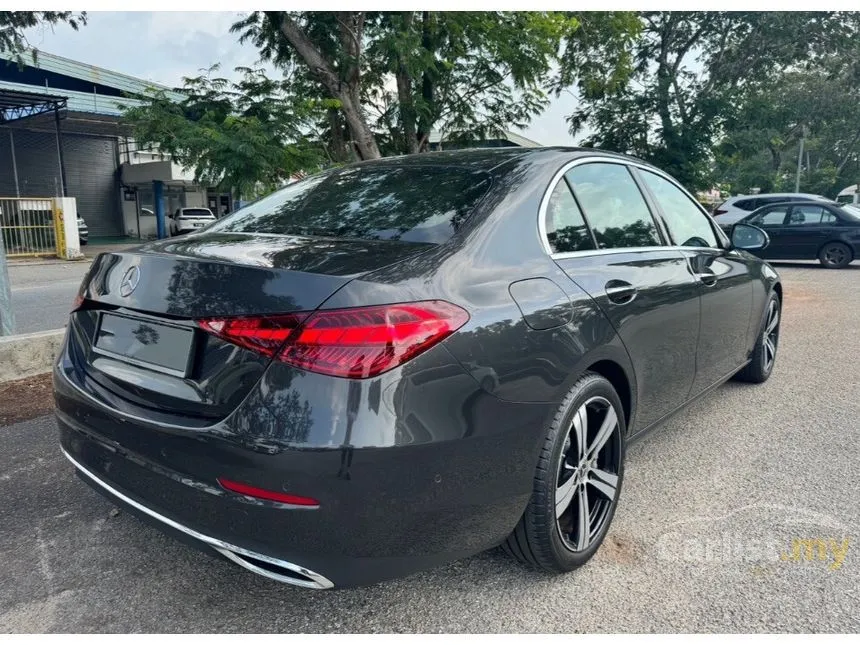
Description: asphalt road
xmin=1 ymin=262 xmax=859 ymax=633
xmin=6 ymin=262 xmax=91 ymax=334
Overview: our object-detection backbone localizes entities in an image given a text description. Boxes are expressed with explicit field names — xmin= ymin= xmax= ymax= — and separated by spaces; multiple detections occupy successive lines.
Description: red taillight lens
xmin=71 ymin=293 xmax=84 ymax=312
xmin=197 ymin=300 xmax=469 ymax=379
xmin=713 ymin=209 xmax=727 ymax=216
xmin=217 ymin=477 xmax=319 ymax=507
xmin=198 ymin=313 xmax=306 ymax=357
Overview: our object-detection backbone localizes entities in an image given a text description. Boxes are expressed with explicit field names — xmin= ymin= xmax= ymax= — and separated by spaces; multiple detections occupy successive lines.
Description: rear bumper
xmin=62 ymin=446 xmax=334 ymax=589
xmin=54 ymin=344 xmax=553 ymax=588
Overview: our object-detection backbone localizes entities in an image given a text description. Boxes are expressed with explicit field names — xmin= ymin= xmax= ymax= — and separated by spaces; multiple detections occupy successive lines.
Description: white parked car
xmin=169 ymin=207 xmax=216 ymax=236
xmin=713 ymin=193 xmax=829 ymax=230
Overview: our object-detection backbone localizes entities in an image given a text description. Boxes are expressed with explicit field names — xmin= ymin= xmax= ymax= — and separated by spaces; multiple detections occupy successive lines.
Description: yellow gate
xmin=0 ymin=197 xmax=66 ymax=258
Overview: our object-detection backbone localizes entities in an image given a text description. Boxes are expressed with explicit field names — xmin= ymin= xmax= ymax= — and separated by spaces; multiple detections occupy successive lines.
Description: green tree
xmin=232 ymin=12 xmax=619 ymax=158
xmin=121 ymin=66 xmax=326 ymax=199
xmin=716 ymin=60 xmax=860 ymax=197
xmin=561 ymin=11 xmax=860 ymax=189
xmin=0 ymin=12 xmax=86 ymax=61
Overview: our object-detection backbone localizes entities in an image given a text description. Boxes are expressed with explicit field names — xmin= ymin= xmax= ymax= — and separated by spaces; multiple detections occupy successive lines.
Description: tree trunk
xmin=395 ymin=13 xmax=418 ymax=154
xmin=278 ymin=13 xmax=381 ymax=160
xmin=416 ymin=11 xmax=436 ymax=152
xmin=327 ymin=108 xmax=351 ymax=163
xmin=655 ymin=18 xmax=680 ymax=163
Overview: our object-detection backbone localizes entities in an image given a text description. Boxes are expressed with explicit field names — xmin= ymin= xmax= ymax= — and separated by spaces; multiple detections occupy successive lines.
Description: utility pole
xmin=0 ymin=231 xmax=15 ymax=336
xmin=795 ymin=125 xmax=807 ymax=193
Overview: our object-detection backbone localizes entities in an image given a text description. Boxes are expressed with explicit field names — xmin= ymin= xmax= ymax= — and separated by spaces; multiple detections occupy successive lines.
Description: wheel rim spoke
xmin=766 ymin=307 xmax=779 ymax=334
xmin=587 ymin=406 xmax=617 ymax=458
xmin=572 ymin=404 xmax=587 ymax=461
xmin=587 ymin=467 xmax=618 ymax=501
xmin=575 ymin=485 xmax=591 ymax=550
xmin=555 ymin=473 xmax=578 ymax=519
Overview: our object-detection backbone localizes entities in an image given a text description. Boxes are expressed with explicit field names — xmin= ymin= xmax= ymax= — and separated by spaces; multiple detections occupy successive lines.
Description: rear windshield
xmin=208 ymin=165 xmax=493 ymax=244
xmin=180 ymin=209 xmax=214 ymax=218
xmin=837 ymin=204 xmax=860 ymax=221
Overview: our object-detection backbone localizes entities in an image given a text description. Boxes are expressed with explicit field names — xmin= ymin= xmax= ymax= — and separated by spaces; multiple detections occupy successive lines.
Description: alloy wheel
xmin=555 ymin=396 xmax=622 ymax=552
xmin=762 ymin=298 xmax=780 ymax=373
xmin=824 ymin=245 xmax=848 ymax=267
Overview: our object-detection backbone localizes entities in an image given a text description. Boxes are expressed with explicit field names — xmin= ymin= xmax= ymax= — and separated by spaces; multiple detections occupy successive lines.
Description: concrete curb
xmin=0 ymin=329 xmax=65 ymax=383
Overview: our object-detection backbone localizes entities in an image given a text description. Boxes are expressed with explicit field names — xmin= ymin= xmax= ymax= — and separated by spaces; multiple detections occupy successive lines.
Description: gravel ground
xmin=1 ymin=261 xmax=858 ymax=633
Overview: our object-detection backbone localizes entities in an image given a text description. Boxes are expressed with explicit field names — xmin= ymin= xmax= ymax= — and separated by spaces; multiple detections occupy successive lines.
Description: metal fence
xmin=0 ymin=197 xmax=62 ymax=257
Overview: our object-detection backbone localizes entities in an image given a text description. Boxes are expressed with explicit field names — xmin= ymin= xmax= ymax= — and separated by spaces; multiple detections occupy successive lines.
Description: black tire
xmin=503 ymin=372 xmax=626 ymax=573
xmin=734 ymin=291 xmax=781 ymax=383
xmin=818 ymin=242 xmax=852 ymax=269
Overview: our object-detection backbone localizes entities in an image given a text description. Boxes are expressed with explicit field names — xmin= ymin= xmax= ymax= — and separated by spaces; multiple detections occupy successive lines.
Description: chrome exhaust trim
xmin=61 ymin=447 xmax=335 ymax=590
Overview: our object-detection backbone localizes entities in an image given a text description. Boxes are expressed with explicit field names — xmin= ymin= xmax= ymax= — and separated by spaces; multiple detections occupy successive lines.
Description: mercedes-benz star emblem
xmin=119 ymin=266 xmax=141 ymax=297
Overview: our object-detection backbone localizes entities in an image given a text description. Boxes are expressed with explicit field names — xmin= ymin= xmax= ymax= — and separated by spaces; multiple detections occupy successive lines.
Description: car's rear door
xmin=745 ymin=205 xmax=792 ymax=258
xmin=636 ymin=168 xmax=754 ymax=394
xmin=546 ymin=160 xmax=701 ymax=432
xmin=780 ymin=204 xmax=834 ymax=258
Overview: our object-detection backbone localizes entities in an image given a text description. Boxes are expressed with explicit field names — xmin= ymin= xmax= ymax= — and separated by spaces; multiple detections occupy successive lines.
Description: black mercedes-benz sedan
xmin=725 ymin=199 xmax=860 ymax=269
xmin=55 ymin=147 xmax=782 ymax=589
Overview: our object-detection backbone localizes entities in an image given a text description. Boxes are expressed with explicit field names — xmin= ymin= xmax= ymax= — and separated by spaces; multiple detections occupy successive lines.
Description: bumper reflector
xmin=217 ymin=477 xmax=320 ymax=507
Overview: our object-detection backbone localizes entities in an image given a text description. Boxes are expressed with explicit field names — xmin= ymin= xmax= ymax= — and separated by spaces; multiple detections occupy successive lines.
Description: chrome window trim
xmin=538 ymin=155 xmax=729 ymax=260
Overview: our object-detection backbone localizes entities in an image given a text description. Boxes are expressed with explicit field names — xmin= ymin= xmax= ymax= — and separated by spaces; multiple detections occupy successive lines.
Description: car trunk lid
xmin=66 ymin=232 xmax=432 ymax=421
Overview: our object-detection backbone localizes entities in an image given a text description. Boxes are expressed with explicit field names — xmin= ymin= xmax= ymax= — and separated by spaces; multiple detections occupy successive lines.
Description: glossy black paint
xmin=55 ymin=147 xmax=780 ymax=588
xmin=733 ymin=200 xmax=860 ymax=262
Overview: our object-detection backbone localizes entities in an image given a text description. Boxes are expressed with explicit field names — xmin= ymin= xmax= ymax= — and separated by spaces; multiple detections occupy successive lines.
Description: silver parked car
xmin=713 ymin=193 xmax=829 ymax=230
xmin=77 ymin=216 xmax=88 ymax=245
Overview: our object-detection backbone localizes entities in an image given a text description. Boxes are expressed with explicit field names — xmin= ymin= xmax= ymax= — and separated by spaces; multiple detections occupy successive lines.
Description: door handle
xmin=694 ymin=272 xmax=718 ymax=286
xmin=605 ymin=280 xmax=637 ymax=304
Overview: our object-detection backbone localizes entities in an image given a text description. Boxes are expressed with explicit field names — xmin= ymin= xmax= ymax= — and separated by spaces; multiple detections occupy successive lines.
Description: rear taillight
xmin=198 ymin=300 xmax=469 ymax=379
xmin=71 ymin=293 xmax=84 ymax=312
xmin=713 ymin=209 xmax=727 ymax=216
xmin=198 ymin=314 xmax=306 ymax=357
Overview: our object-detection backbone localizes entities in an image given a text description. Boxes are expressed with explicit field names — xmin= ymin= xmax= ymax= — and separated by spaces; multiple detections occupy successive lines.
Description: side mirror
xmin=731 ymin=223 xmax=770 ymax=251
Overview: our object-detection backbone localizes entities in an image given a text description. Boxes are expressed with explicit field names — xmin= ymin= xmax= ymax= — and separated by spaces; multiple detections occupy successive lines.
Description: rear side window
xmin=181 ymin=208 xmax=214 ymax=218
xmin=640 ymin=171 xmax=718 ymax=248
xmin=750 ymin=207 xmax=789 ymax=227
xmin=565 ymin=163 xmax=662 ymax=249
xmin=209 ymin=165 xmax=492 ymax=244
xmin=735 ymin=199 xmax=757 ymax=210
xmin=544 ymin=181 xmax=596 ymax=253
xmin=788 ymin=205 xmax=830 ymax=225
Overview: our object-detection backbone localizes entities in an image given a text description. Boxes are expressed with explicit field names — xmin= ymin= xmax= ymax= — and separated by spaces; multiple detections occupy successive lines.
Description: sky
xmin=22 ymin=11 xmax=581 ymax=147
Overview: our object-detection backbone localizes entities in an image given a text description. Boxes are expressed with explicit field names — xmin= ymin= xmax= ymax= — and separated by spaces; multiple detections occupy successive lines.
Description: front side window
xmin=209 ymin=165 xmax=493 ymax=245
xmin=751 ymin=207 xmax=789 ymax=227
xmin=544 ymin=180 xmax=596 ymax=254
xmin=640 ymin=171 xmax=718 ymax=248
xmin=565 ymin=163 xmax=662 ymax=249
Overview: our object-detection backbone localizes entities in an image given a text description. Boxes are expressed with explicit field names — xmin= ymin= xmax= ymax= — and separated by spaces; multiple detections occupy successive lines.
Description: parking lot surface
xmin=1 ymin=262 xmax=858 ymax=633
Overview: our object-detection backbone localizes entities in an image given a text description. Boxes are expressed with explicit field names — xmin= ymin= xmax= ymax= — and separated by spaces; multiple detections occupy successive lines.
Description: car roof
xmin=728 ymin=192 xmax=825 ymax=201
xmin=751 ymin=200 xmax=837 ymax=209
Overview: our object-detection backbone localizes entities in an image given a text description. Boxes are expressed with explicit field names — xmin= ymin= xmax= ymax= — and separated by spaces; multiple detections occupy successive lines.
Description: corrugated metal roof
xmin=0 ymin=80 xmax=144 ymax=117
xmin=0 ymin=49 xmax=184 ymax=103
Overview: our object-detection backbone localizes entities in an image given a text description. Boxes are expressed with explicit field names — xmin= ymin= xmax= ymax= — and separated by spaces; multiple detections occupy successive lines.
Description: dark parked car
xmin=54 ymin=148 xmax=781 ymax=589
xmin=727 ymin=200 xmax=860 ymax=269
